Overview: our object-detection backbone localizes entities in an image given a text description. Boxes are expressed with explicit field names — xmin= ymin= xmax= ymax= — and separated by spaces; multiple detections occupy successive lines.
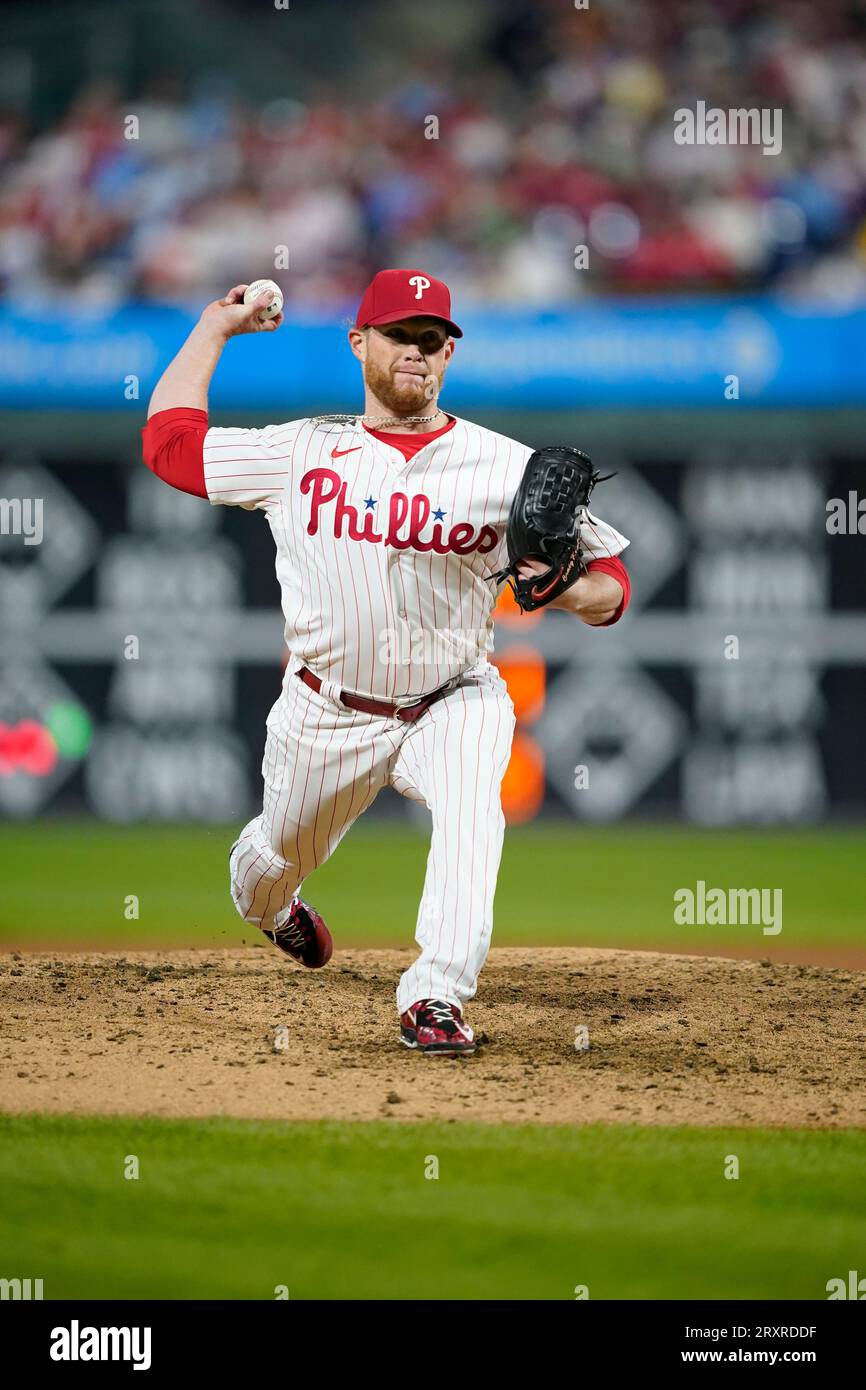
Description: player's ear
xmin=347 ymin=327 xmax=367 ymax=363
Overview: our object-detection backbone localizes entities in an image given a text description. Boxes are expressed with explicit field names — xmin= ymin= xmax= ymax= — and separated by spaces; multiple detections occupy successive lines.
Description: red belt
xmin=297 ymin=666 xmax=449 ymax=722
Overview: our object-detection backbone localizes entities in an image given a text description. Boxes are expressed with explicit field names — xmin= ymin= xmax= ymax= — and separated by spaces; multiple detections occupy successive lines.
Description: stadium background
xmin=1 ymin=0 xmax=865 ymax=950
xmin=1 ymin=0 xmax=866 ymax=1308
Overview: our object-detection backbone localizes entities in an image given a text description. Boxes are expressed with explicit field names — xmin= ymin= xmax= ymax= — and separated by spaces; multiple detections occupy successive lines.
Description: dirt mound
xmin=1 ymin=948 xmax=863 ymax=1128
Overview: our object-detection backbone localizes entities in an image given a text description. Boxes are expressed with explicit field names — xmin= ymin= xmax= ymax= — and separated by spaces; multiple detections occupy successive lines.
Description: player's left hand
xmin=496 ymin=445 xmax=611 ymax=612
xmin=516 ymin=558 xmax=548 ymax=581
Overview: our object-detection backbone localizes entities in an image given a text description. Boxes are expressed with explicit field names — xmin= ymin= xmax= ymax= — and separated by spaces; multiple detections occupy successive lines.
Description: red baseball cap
xmin=355 ymin=268 xmax=462 ymax=338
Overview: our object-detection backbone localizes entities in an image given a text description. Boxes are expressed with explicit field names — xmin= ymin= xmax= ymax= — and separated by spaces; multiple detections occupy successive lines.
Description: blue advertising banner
xmin=0 ymin=299 xmax=864 ymax=411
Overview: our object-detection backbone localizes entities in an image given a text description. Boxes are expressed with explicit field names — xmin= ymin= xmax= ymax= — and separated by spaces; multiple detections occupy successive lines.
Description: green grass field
xmin=1 ymin=1113 xmax=862 ymax=1300
xmin=1 ymin=821 xmax=862 ymax=952
xmin=3 ymin=822 xmax=862 ymax=1300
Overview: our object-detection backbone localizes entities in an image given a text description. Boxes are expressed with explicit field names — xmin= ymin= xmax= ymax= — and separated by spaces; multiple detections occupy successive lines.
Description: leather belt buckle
xmin=394 ymin=698 xmax=428 ymax=724
xmin=297 ymin=665 xmax=449 ymax=723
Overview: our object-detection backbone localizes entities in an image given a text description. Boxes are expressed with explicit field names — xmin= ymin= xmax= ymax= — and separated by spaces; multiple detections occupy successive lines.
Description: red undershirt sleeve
xmin=585 ymin=554 xmax=631 ymax=626
xmin=141 ymin=407 xmax=209 ymax=499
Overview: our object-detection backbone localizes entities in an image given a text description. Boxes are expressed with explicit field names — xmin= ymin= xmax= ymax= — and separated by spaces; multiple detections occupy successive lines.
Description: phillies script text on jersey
xmin=301 ymin=467 xmax=499 ymax=555
xmin=201 ymin=415 xmax=629 ymax=700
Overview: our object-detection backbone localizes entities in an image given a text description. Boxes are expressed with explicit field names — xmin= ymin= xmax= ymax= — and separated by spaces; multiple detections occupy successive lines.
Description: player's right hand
xmin=199 ymin=285 xmax=284 ymax=340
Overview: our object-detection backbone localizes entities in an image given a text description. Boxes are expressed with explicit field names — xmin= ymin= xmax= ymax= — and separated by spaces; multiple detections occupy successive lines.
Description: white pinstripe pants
xmin=229 ymin=659 xmax=515 ymax=1014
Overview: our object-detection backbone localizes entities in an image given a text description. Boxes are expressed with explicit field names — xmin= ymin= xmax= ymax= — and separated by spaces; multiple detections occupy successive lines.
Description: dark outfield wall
xmin=0 ymin=410 xmax=864 ymax=824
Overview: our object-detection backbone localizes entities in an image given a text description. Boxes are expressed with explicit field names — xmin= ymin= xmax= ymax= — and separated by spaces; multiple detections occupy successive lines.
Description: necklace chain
xmin=312 ymin=411 xmax=445 ymax=428
xmin=363 ymin=412 xmax=444 ymax=427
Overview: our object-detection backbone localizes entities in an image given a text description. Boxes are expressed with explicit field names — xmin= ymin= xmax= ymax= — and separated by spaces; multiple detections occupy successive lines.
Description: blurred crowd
xmin=2 ymin=0 xmax=866 ymax=310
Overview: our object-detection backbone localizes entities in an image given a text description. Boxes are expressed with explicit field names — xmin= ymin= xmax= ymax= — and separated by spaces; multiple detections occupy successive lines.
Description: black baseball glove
xmin=494 ymin=445 xmax=612 ymax=613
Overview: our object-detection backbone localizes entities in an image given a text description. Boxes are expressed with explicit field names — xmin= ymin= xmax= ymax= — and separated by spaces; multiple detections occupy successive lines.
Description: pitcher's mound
xmin=1 ymin=948 xmax=862 ymax=1128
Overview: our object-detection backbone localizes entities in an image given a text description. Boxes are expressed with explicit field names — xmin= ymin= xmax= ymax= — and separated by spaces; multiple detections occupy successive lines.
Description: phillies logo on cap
xmin=355 ymin=268 xmax=462 ymax=337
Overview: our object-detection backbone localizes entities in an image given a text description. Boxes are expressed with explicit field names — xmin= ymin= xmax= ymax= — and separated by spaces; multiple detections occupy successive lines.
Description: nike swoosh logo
xmin=331 ymin=446 xmax=362 ymax=458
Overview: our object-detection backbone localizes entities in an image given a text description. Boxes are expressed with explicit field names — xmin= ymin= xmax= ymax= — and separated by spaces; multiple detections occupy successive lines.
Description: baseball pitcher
xmin=142 ymin=268 xmax=631 ymax=1055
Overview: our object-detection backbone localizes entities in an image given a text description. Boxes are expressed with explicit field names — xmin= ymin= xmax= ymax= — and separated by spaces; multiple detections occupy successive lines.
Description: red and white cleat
xmin=264 ymin=896 xmax=333 ymax=969
xmin=399 ymin=999 xmax=476 ymax=1055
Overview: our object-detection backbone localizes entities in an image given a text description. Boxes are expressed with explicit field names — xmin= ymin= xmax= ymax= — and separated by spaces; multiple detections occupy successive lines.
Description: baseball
xmin=244 ymin=279 xmax=283 ymax=320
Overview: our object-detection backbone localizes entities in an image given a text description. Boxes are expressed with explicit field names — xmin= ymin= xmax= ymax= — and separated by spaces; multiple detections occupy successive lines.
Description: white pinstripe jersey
xmin=203 ymin=415 xmax=630 ymax=701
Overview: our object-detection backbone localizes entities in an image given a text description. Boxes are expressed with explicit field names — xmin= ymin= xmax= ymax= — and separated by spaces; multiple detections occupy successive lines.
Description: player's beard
xmin=364 ymin=358 xmax=445 ymax=420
